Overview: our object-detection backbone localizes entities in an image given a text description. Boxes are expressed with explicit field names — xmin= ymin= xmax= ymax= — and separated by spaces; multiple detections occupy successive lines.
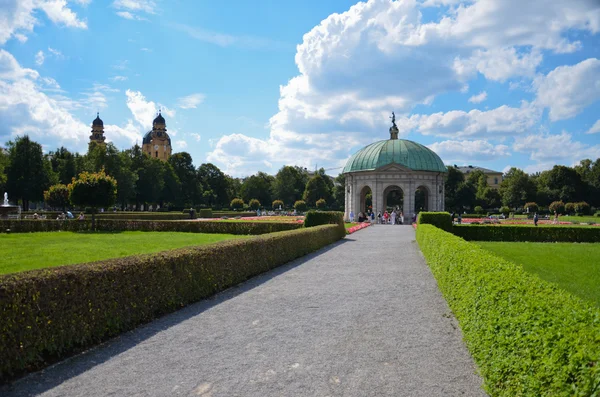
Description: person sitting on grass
xmin=78 ymin=212 xmax=85 ymax=221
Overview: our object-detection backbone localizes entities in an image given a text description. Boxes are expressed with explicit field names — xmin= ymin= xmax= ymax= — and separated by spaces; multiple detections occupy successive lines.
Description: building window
xmin=155 ymin=151 xmax=158 ymax=158
xmin=494 ymin=177 xmax=498 ymax=185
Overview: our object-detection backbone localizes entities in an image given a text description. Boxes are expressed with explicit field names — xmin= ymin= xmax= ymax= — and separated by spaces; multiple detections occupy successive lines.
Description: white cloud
xmin=109 ymin=75 xmax=128 ymax=82
xmin=534 ymin=58 xmax=600 ymax=121
xmin=125 ymin=89 xmax=158 ymax=130
xmin=140 ymin=47 xmax=152 ymax=52
xmin=454 ymin=48 xmax=542 ymax=82
xmin=174 ymin=140 xmax=187 ymax=149
xmin=35 ymin=51 xmax=45 ymax=66
xmin=0 ymin=0 xmax=87 ymax=44
xmin=429 ymin=139 xmax=510 ymax=162
xmin=116 ymin=11 xmax=146 ymax=21
xmin=172 ymin=23 xmax=287 ymax=50
xmin=177 ymin=93 xmax=205 ymax=109
xmin=468 ymin=91 xmax=487 ymax=104
xmin=190 ymin=133 xmax=201 ymax=142
xmin=112 ymin=60 xmax=129 ymax=70
xmin=47 ymin=47 xmax=63 ymax=58
xmin=113 ymin=0 xmax=156 ymax=13
xmin=513 ymin=131 xmax=600 ymax=164
xmin=586 ymin=119 xmax=600 ymax=134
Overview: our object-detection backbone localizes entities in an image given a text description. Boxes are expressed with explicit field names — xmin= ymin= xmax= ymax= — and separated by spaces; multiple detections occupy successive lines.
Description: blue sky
xmin=1 ymin=0 xmax=599 ymax=177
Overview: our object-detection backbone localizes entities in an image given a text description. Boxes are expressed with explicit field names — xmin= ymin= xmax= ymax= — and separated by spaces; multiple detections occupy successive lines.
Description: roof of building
xmin=142 ymin=130 xmax=171 ymax=146
xmin=343 ymin=139 xmax=447 ymax=174
xmin=153 ymin=112 xmax=165 ymax=125
xmin=455 ymin=165 xmax=501 ymax=174
xmin=92 ymin=113 xmax=103 ymax=126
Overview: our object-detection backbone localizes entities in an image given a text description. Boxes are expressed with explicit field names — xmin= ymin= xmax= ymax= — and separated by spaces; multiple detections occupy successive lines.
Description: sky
xmin=0 ymin=0 xmax=599 ymax=177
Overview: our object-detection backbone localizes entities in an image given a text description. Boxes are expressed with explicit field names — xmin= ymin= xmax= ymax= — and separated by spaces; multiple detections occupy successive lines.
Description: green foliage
xmin=417 ymin=212 xmax=452 ymax=231
xmin=240 ymin=172 xmax=274 ymax=206
xmin=575 ymin=201 xmax=591 ymax=215
xmin=474 ymin=205 xmax=484 ymax=214
xmin=199 ymin=209 xmax=213 ymax=218
xmin=294 ymin=200 xmax=307 ymax=212
xmin=565 ymin=202 xmax=575 ymax=215
xmin=0 ymin=225 xmax=343 ymax=381
xmin=197 ymin=163 xmax=230 ymax=207
xmin=68 ymin=170 xmax=117 ymax=210
xmin=272 ymin=165 xmax=308 ymax=206
xmin=452 ymin=224 xmax=600 ymax=243
xmin=272 ymin=199 xmax=284 ymax=210
xmin=499 ymin=206 xmax=510 ymax=216
xmin=416 ymin=224 xmax=600 ymax=396
xmin=500 ymin=167 xmax=536 ymax=208
xmin=249 ymin=199 xmax=261 ymax=210
xmin=303 ymin=210 xmax=345 ymax=239
xmin=549 ymin=200 xmax=565 ymax=214
xmin=524 ymin=202 xmax=538 ymax=213
xmin=230 ymin=198 xmax=244 ymax=210
xmin=303 ymin=174 xmax=332 ymax=207
xmin=316 ymin=198 xmax=327 ymax=209
xmin=43 ymin=184 xmax=70 ymax=210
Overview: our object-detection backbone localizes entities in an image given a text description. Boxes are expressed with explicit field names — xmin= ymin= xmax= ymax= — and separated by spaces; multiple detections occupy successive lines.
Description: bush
xmin=452 ymin=224 xmax=600 ymax=243
xmin=416 ymin=224 xmax=600 ymax=396
xmin=499 ymin=206 xmax=510 ymax=216
xmin=549 ymin=200 xmax=565 ymax=214
xmin=272 ymin=200 xmax=284 ymax=210
xmin=96 ymin=212 xmax=190 ymax=220
xmin=230 ymin=198 xmax=244 ymax=210
xmin=294 ymin=200 xmax=307 ymax=212
xmin=43 ymin=184 xmax=70 ymax=210
xmin=0 ymin=220 xmax=303 ymax=235
xmin=316 ymin=198 xmax=327 ymax=210
xmin=575 ymin=201 xmax=591 ymax=215
xmin=474 ymin=206 xmax=484 ymax=214
xmin=304 ymin=210 xmax=345 ymax=239
xmin=199 ymin=209 xmax=213 ymax=218
xmin=0 ymin=225 xmax=344 ymax=381
xmin=417 ymin=212 xmax=452 ymax=231
xmin=565 ymin=202 xmax=575 ymax=215
xmin=524 ymin=202 xmax=538 ymax=213
xmin=249 ymin=199 xmax=261 ymax=211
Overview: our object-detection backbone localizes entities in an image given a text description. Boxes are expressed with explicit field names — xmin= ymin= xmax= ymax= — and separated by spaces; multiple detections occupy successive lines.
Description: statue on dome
xmin=390 ymin=111 xmax=396 ymax=127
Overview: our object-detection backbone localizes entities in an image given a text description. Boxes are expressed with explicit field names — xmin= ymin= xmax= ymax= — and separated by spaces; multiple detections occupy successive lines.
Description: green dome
xmin=343 ymin=139 xmax=447 ymax=174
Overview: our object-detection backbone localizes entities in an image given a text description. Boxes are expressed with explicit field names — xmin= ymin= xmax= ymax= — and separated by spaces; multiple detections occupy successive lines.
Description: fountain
xmin=0 ymin=192 xmax=21 ymax=219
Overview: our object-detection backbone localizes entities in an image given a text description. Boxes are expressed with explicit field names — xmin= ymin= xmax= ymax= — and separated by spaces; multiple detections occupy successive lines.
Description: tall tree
xmin=303 ymin=174 xmax=332 ymax=207
xmin=169 ymin=152 xmax=200 ymax=206
xmin=444 ymin=166 xmax=465 ymax=211
xmin=68 ymin=170 xmax=117 ymax=229
xmin=545 ymin=165 xmax=585 ymax=203
xmin=332 ymin=173 xmax=346 ymax=210
xmin=0 ymin=148 xmax=9 ymax=194
xmin=197 ymin=163 xmax=229 ymax=207
xmin=240 ymin=172 xmax=274 ymax=205
xmin=48 ymin=146 xmax=77 ymax=185
xmin=499 ymin=167 xmax=536 ymax=208
xmin=6 ymin=136 xmax=55 ymax=210
xmin=273 ymin=165 xmax=309 ymax=206
xmin=159 ymin=161 xmax=181 ymax=208
xmin=136 ymin=156 xmax=165 ymax=208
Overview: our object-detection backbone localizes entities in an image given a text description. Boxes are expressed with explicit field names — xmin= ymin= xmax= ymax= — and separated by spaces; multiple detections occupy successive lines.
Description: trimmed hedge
xmin=96 ymin=212 xmax=190 ymax=220
xmin=452 ymin=224 xmax=600 ymax=242
xmin=304 ymin=210 xmax=346 ymax=238
xmin=0 ymin=220 xmax=302 ymax=235
xmin=416 ymin=224 xmax=600 ymax=396
xmin=199 ymin=209 xmax=213 ymax=218
xmin=0 ymin=224 xmax=343 ymax=382
xmin=417 ymin=212 xmax=452 ymax=231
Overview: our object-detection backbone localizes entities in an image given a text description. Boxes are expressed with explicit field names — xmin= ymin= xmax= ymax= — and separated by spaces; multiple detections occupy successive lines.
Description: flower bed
xmin=346 ymin=222 xmax=371 ymax=234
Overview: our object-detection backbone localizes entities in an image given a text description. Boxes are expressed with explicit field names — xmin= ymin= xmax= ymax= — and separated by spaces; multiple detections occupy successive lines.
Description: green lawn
xmin=0 ymin=231 xmax=246 ymax=275
xmin=477 ymin=242 xmax=600 ymax=307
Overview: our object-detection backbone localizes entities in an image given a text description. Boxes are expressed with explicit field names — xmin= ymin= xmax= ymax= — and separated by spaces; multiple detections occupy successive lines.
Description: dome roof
xmin=153 ymin=113 xmax=165 ymax=125
xmin=343 ymin=139 xmax=447 ymax=174
xmin=142 ymin=130 xmax=172 ymax=146
xmin=92 ymin=113 xmax=103 ymax=126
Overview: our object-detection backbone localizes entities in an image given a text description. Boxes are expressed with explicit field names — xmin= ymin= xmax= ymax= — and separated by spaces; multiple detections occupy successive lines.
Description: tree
xmin=332 ymin=173 xmax=346 ymax=210
xmin=549 ymin=200 xmax=565 ymax=214
xmin=198 ymin=163 xmax=229 ymax=207
xmin=6 ymin=136 xmax=55 ymax=210
xmin=114 ymin=151 xmax=138 ymax=209
xmin=0 ymin=148 xmax=9 ymax=193
xmin=68 ymin=170 xmax=117 ymax=229
xmin=500 ymin=168 xmax=536 ymax=208
xmin=230 ymin=198 xmax=244 ymax=210
xmin=44 ymin=184 xmax=70 ymax=211
xmin=273 ymin=166 xmax=309 ymax=206
xmin=316 ymin=198 xmax=327 ymax=209
xmin=48 ymin=146 xmax=77 ymax=185
xmin=294 ymin=200 xmax=307 ymax=212
xmin=159 ymin=162 xmax=181 ymax=208
xmin=524 ymin=202 xmax=538 ymax=213
xmin=240 ymin=172 xmax=274 ymax=205
xmin=136 ymin=156 xmax=165 ymax=208
xmin=303 ymin=174 xmax=332 ymax=207
xmin=272 ymin=199 xmax=284 ymax=210
xmin=545 ymin=165 xmax=585 ymax=203
xmin=575 ymin=201 xmax=591 ymax=215
xmin=249 ymin=199 xmax=261 ymax=210
xmin=444 ymin=166 xmax=465 ymax=211
xmin=169 ymin=152 xmax=200 ymax=207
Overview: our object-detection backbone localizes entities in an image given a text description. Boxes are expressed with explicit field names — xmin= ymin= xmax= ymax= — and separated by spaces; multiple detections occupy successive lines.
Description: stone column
xmin=405 ymin=179 xmax=414 ymax=223
xmin=344 ymin=176 xmax=350 ymax=220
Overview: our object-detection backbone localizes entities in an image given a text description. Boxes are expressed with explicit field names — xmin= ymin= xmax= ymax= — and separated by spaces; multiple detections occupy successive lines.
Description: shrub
xmin=230 ymin=198 xmax=244 ymax=210
xmin=249 ymin=199 xmax=261 ymax=211
xmin=304 ymin=210 xmax=345 ymax=239
xmin=68 ymin=170 xmax=117 ymax=230
xmin=316 ymin=198 xmax=327 ymax=209
xmin=272 ymin=200 xmax=284 ymax=210
xmin=575 ymin=201 xmax=591 ymax=215
xmin=294 ymin=200 xmax=307 ymax=212
xmin=474 ymin=205 xmax=484 ymax=214
xmin=549 ymin=200 xmax=565 ymax=214
xmin=565 ymin=202 xmax=575 ymax=215
xmin=199 ymin=209 xmax=213 ymax=218
xmin=43 ymin=184 xmax=70 ymax=211
xmin=452 ymin=224 xmax=600 ymax=243
xmin=416 ymin=224 xmax=600 ymax=396
xmin=524 ymin=202 xmax=538 ymax=213
xmin=499 ymin=206 xmax=510 ymax=216
xmin=417 ymin=212 xmax=452 ymax=231
xmin=97 ymin=213 xmax=190 ymax=220
xmin=0 ymin=225 xmax=343 ymax=381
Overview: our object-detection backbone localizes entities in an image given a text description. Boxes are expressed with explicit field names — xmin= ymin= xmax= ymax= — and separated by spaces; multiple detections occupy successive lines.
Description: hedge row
xmin=304 ymin=210 xmax=346 ymax=237
xmin=416 ymin=212 xmax=452 ymax=231
xmin=416 ymin=224 xmax=600 ymax=396
xmin=0 ymin=224 xmax=344 ymax=382
xmin=452 ymin=224 xmax=600 ymax=242
xmin=0 ymin=220 xmax=302 ymax=235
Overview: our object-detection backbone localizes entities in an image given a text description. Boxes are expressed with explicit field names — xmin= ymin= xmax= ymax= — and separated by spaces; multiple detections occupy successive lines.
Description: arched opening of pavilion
xmin=383 ymin=185 xmax=404 ymax=212
xmin=359 ymin=185 xmax=372 ymax=215
xmin=415 ymin=185 xmax=429 ymax=213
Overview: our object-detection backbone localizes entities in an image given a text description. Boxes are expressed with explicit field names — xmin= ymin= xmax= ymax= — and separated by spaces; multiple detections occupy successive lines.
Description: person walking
xmin=400 ymin=211 xmax=404 ymax=224
xmin=533 ymin=212 xmax=539 ymax=227
xmin=390 ymin=210 xmax=396 ymax=225
xmin=349 ymin=210 xmax=355 ymax=222
xmin=377 ymin=211 xmax=382 ymax=224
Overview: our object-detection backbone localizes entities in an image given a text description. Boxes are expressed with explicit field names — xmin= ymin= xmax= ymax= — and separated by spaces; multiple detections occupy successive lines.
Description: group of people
xmin=349 ymin=209 xmax=407 ymax=225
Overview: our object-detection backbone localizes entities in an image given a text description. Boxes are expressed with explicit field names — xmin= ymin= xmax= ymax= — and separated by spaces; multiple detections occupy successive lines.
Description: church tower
xmin=142 ymin=111 xmax=172 ymax=161
xmin=89 ymin=113 xmax=106 ymax=145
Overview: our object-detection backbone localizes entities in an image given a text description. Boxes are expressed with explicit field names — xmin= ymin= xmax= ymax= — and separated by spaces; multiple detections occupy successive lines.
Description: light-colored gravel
xmin=4 ymin=225 xmax=486 ymax=396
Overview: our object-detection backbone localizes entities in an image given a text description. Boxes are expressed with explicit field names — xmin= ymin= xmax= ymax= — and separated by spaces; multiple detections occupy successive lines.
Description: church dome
xmin=153 ymin=113 xmax=166 ymax=125
xmin=92 ymin=113 xmax=103 ymax=126
xmin=343 ymin=139 xmax=447 ymax=174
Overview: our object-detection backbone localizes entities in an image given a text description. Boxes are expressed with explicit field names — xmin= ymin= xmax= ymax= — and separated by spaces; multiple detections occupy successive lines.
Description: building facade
xmin=456 ymin=165 xmax=503 ymax=189
xmin=142 ymin=112 xmax=173 ymax=161
xmin=89 ymin=113 xmax=106 ymax=146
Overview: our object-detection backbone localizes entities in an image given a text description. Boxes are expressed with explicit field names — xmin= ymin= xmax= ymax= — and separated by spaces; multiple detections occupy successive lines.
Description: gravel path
xmin=4 ymin=225 xmax=485 ymax=397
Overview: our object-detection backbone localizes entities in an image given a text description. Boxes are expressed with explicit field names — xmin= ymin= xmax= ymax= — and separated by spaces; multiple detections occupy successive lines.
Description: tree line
xmin=0 ymin=136 xmax=346 ymax=211
xmin=445 ymin=160 xmax=600 ymax=213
